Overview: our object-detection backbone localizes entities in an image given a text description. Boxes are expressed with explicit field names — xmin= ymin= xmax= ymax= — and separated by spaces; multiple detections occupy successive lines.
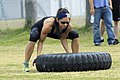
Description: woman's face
xmin=58 ymin=17 xmax=70 ymax=29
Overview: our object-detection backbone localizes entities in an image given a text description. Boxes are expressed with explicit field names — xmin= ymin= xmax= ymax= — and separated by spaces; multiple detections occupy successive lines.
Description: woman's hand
xmin=60 ymin=38 xmax=71 ymax=53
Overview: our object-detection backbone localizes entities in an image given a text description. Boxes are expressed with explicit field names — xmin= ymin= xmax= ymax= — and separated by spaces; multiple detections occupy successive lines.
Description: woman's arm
xmin=37 ymin=18 xmax=54 ymax=56
xmin=60 ymin=24 xmax=72 ymax=53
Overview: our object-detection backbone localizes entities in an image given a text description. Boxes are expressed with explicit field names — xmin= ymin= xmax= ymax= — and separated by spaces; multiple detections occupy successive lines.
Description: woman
xmin=23 ymin=8 xmax=80 ymax=72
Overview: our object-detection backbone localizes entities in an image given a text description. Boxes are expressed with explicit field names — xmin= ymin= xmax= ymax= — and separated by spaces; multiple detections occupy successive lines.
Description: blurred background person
xmin=89 ymin=0 xmax=118 ymax=46
xmin=100 ymin=0 xmax=120 ymax=44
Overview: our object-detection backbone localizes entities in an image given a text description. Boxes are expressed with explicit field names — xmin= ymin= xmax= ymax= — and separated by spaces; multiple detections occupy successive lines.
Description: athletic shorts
xmin=112 ymin=6 xmax=120 ymax=21
xmin=29 ymin=27 xmax=79 ymax=42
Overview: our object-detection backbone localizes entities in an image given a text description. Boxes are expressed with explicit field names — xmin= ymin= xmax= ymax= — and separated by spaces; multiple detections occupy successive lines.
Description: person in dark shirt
xmin=100 ymin=0 xmax=120 ymax=44
xmin=23 ymin=8 xmax=80 ymax=72
xmin=111 ymin=0 xmax=120 ymax=42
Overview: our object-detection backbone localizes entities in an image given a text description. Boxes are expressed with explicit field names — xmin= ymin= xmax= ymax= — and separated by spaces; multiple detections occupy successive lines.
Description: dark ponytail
xmin=56 ymin=8 xmax=70 ymax=19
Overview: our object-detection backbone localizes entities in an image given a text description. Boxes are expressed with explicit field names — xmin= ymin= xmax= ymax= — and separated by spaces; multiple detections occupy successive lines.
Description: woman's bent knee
xmin=29 ymin=28 xmax=40 ymax=42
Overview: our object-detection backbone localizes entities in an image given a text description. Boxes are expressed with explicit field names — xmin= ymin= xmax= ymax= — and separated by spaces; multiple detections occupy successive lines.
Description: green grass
xmin=0 ymin=27 xmax=120 ymax=80
xmin=0 ymin=28 xmax=29 ymax=46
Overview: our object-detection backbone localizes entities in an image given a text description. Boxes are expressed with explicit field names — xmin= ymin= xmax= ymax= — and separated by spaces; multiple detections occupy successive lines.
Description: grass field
xmin=0 ymin=27 xmax=120 ymax=80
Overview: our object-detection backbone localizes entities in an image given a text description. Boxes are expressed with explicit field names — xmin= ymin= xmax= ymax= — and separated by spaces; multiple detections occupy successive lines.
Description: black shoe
xmin=95 ymin=43 xmax=101 ymax=46
xmin=109 ymin=39 xmax=119 ymax=45
xmin=100 ymin=39 xmax=104 ymax=43
xmin=115 ymin=39 xmax=119 ymax=44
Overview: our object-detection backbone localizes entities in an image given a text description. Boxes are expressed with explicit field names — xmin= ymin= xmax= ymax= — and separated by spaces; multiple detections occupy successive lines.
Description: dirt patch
xmin=0 ymin=19 xmax=25 ymax=30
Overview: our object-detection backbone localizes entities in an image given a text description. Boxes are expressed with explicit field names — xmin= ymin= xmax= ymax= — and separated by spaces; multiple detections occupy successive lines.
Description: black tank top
xmin=31 ymin=16 xmax=68 ymax=38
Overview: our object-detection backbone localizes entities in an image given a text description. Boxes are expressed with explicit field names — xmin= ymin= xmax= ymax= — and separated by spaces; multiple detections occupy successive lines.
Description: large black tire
xmin=35 ymin=52 xmax=112 ymax=72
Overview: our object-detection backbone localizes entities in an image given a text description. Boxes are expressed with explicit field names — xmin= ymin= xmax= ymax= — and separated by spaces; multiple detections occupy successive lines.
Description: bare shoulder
xmin=41 ymin=17 xmax=55 ymax=34
xmin=44 ymin=17 xmax=55 ymax=26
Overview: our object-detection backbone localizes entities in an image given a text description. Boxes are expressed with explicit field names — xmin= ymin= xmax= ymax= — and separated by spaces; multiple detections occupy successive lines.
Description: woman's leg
xmin=23 ymin=41 xmax=35 ymax=72
xmin=67 ymin=30 xmax=80 ymax=53
xmin=24 ymin=41 xmax=35 ymax=62
xmin=71 ymin=38 xmax=79 ymax=53
xmin=23 ymin=27 xmax=40 ymax=72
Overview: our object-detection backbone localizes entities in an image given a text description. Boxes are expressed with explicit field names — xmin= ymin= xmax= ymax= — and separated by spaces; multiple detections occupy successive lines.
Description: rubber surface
xmin=35 ymin=52 xmax=112 ymax=72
